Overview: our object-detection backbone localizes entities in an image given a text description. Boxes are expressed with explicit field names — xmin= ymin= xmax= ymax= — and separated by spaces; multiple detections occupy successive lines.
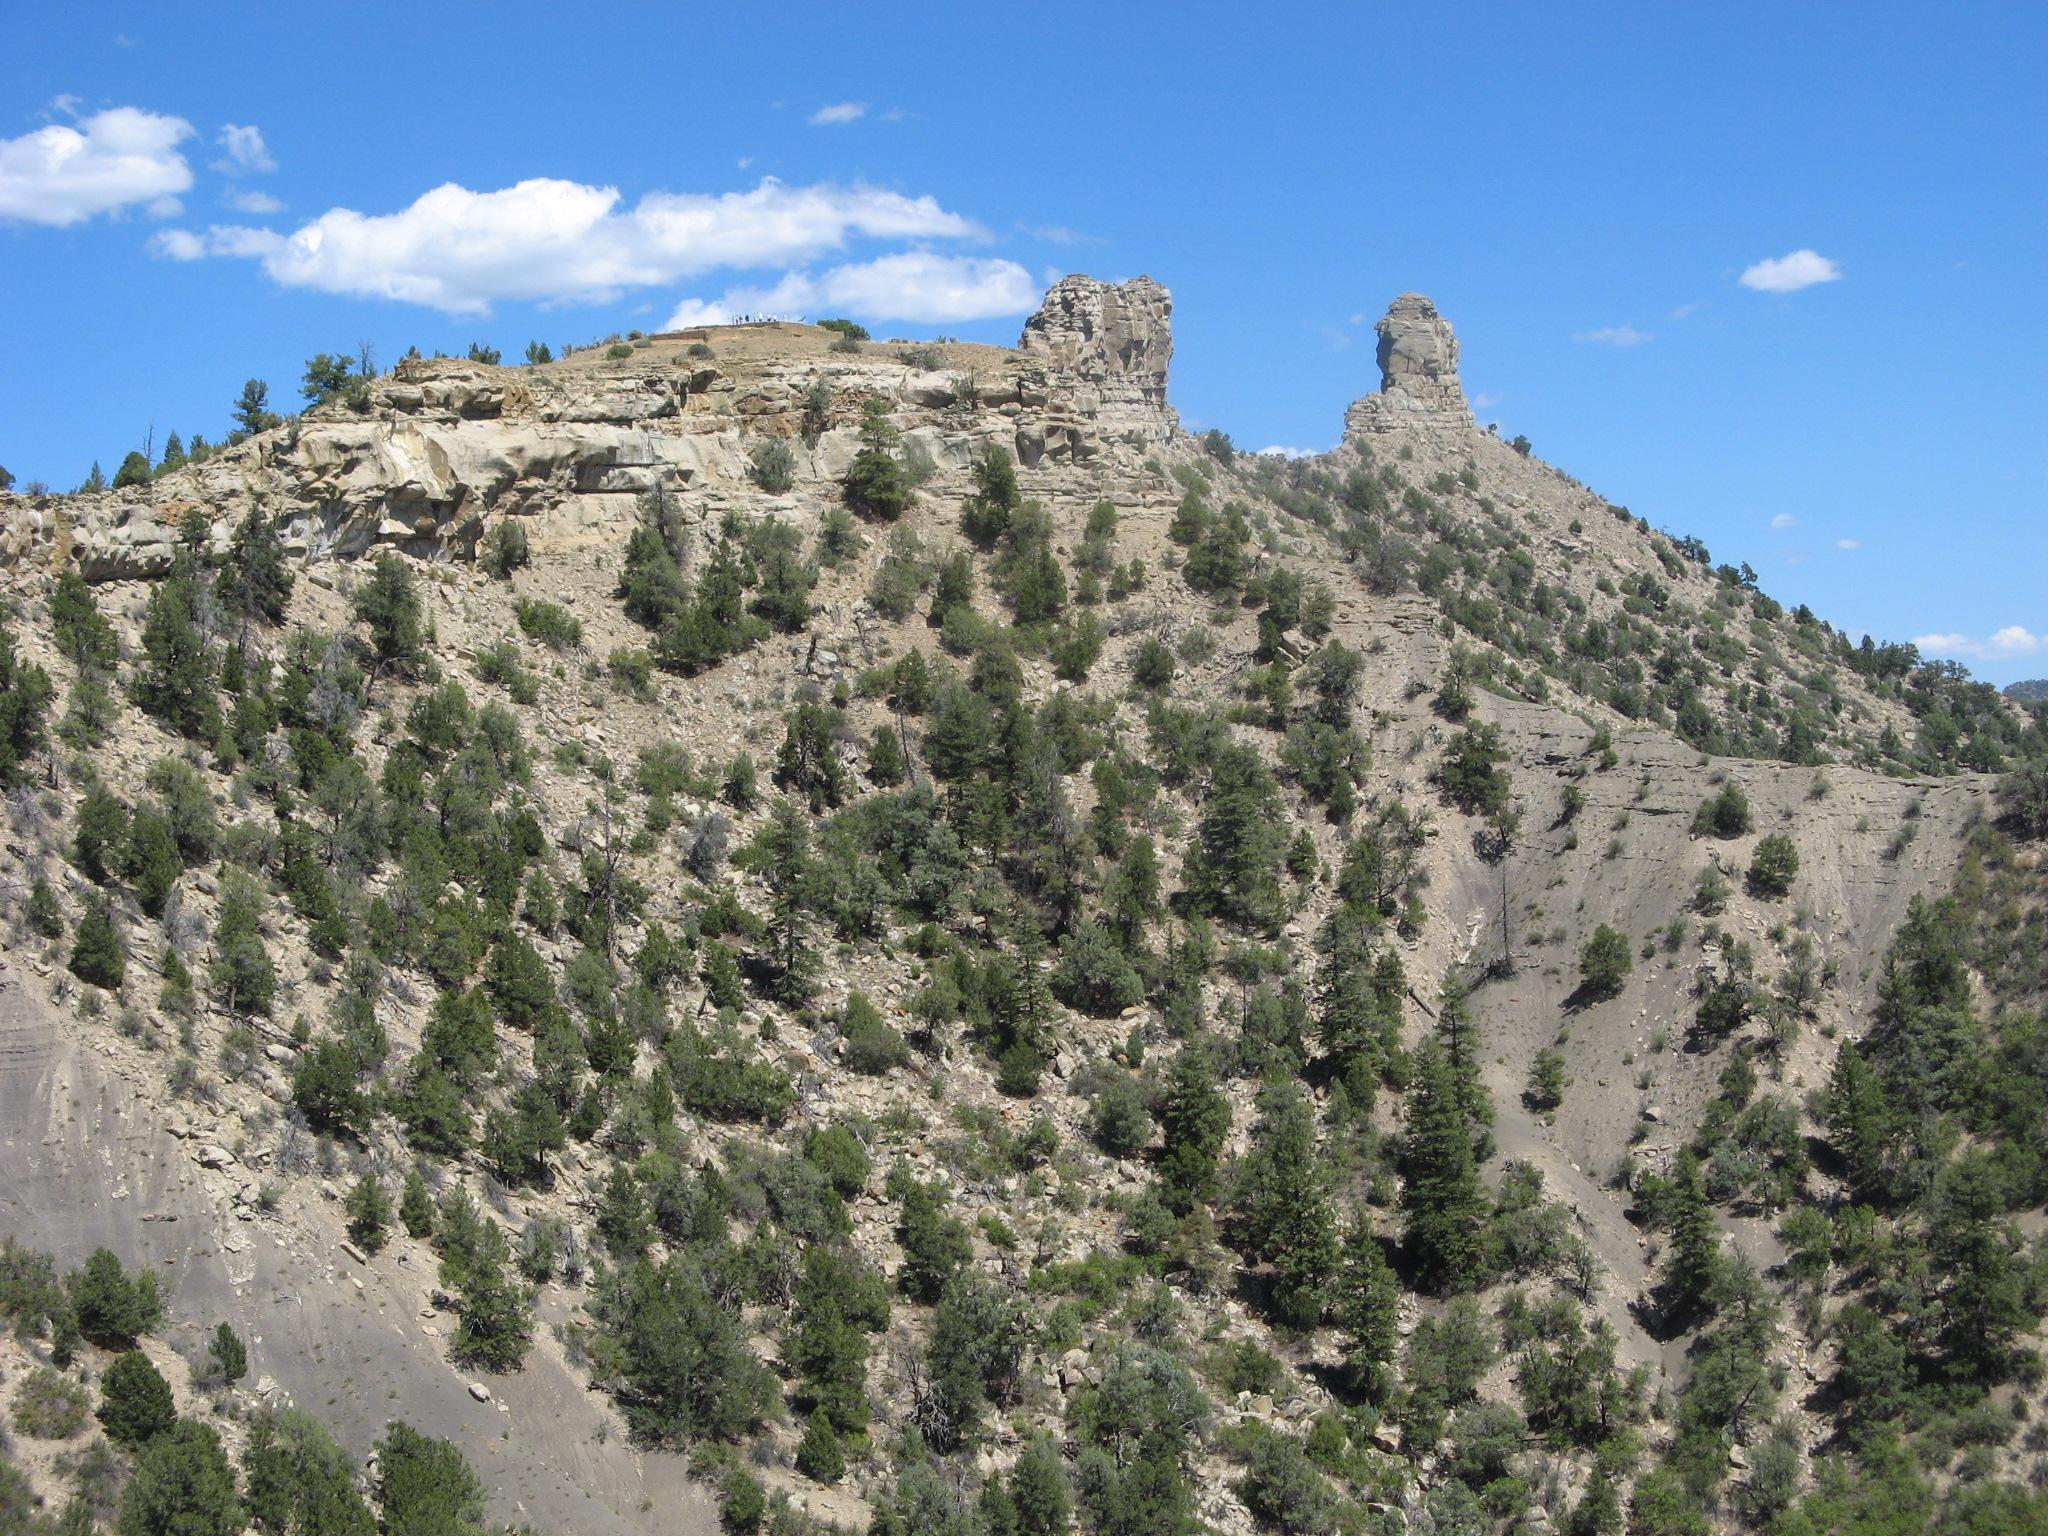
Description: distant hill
xmin=2006 ymin=678 xmax=2048 ymax=703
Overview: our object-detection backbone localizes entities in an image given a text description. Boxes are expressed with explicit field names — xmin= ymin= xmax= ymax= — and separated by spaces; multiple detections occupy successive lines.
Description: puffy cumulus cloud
xmin=664 ymin=251 xmax=1039 ymax=327
xmin=212 ymin=123 xmax=275 ymax=175
xmin=1740 ymin=248 xmax=1842 ymax=293
xmin=807 ymin=102 xmax=868 ymax=126
xmin=0 ymin=105 xmax=193 ymax=226
xmin=151 ymin=175 xmax=989 ymax=315
xmin=1573 ymin=325 xmax=1653 ymax=346
xmin=1913 ymin=626 xmax=2042 ymax=662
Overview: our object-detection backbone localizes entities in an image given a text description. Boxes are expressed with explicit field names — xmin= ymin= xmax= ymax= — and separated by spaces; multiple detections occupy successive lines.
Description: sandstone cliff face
xmin=1343 ymin=291 xmax=1476 ymax=439
xmin=0 ymin=279 xmax=1184 ymax=581
xmin=1015 ymin=273 xmax=1178 ymax=440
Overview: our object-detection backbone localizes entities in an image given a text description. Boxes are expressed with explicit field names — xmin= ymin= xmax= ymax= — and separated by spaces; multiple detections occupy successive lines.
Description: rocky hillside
xmin=2 ymin=278 xmax=2045 ymax=1536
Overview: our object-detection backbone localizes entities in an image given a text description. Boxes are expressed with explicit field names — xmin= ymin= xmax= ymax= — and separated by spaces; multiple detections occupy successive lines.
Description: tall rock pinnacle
xmin=1018 ymin=275 xmax=1178 ymax=439
xmin=1344 ymin=293 xmax=1475 ymax=440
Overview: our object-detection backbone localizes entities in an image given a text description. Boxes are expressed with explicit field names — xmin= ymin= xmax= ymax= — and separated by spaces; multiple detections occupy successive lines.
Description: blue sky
xmin=4 ymin=2 xmax=2043 ymax=681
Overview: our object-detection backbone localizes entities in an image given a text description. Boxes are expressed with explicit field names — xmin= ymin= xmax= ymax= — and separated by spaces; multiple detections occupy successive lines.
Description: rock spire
xmin=1343 ymin=293 xmax=1474 ymax=439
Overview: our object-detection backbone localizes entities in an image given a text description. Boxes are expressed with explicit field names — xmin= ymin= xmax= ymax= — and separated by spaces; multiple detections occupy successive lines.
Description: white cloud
xmin=664 ymin=250 xmax=1039 ymax=327
xmin=1669 ymin=301 xmax=1701 ymax=320
xmin=808 ymin=102 xmax=867 ymax=127
xmin=150 ymin=227 xmax=205 ymax=260
xmin=1020 ymin=222 xmax=1099 ymax=246
xmin=0 ymin=105 xmax=193 ymax=226
xmin=1255 ymin=445 xmax=1328 ymax=460
xmin=1769 ymin=513 xmax=1799 ymax=529
xmin=1739 ymin=248 xmax=1841 ymax=293
xmin=1913 ymin=626 xmax=2042 ymax=662
xmin=1573 ymin=325 xmax=1654 ymax=347
xmin=152 ymin=175 xmax=990 ymax=315
xmin=226 ymin=188 xmax=284 ymax=214
xmin=212 ymin=123 xmax=275 ymax=175
xmin=1470 ymin=390 xmax=1503 ymax=410
xmin=1836 ymin=537 xmax=1861 ymax=550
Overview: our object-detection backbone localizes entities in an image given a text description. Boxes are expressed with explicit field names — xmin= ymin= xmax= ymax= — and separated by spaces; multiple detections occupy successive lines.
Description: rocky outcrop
xmin=1017 ymin=274 xmax=1178 ymax=443
xmin=1343 ymin=292 xmax=1475 ymax=439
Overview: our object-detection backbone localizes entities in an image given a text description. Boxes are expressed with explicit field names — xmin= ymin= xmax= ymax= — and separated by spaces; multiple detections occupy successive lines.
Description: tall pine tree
xmin=1400 ymin=1037 xmax=1488 ymax=1294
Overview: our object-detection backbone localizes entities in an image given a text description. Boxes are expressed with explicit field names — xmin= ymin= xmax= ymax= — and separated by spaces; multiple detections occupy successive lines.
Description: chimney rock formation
xmin=1344 ymin=292 xmax=1474 ymax=440
xmin=1018 ymin=274 xmax=1177 ymax=439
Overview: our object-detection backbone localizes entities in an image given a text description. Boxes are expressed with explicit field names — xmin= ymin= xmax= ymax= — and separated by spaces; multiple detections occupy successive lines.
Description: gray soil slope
xmin=0 ymin=959 xmax=714 ymax=1536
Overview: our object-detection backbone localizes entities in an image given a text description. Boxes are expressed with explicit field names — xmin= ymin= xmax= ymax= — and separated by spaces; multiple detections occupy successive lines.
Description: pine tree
xmin=795 ymin=1406 xmax=846 ymax=1482
xmin=123 ymin=807 xmax=182 ymax=918
xmin=218 ymin=508 xmax=294 ymax=627
xmin=1435 ymin=976 xmax=1495 ymax=1161
xmin=1008 ymin=1436 xmax=1072 ymax=1536
xmin=231 ymin=379 xmax=278 ymax=437
xmin=1333 ymin=1214 xmax=1399 ymax=1399
xmin=118 ymin=1420 xmax=240 ymax=1536
xmin=135 ymin=565 xmax=214 ymax=739
xmin=49 ymin=572 xmax=118 ymax=671
xmin=960 ymin=444 xmax=1020 ymax=546
xmin=1231 ymin=1083 xmax=1338 ymax=1327
xmin=1659 ymin=1149 xmax=1722 ymax=1322
xmin=0 ymin=624 xmax=53 ymax=786
xmin=74 ymin=782 xmax=129 ymax=883
xmin=69 ymin=900 xmax=126 ymax=989
xmin=841 ymin=399 xmax=911 ymax=520
xmin=399 ymin=1171 xmax=437 ymax=1238
xmin=787 ymin=1292 xmax=869 ymax=1434
xmin=1578 ymin=924 xmax=1633 ymax=999
xmin=346 ymin=1175 xmax=392 ymax=1252
xmin=1400 ymin=1038 xmax=1488 ymax=1294
xmin=619 ymin=521 xmax=688 ymax=630
xmin=351 ymin=554 xmax=425 ymax=665
xmin=26 ymin=876 xmax=63 ymax=939
xmin=206 ymin=1323 xmax=247 ymax=1385
xmin=1315 ymin=907 xmax=1403 ymax=1103
xmin=750 ymin=797 xmax=818 ymax=1001
xmin=1156 ymin=1042 xmax=1232 ymax=1214
xmin=1183 ymin=742 xmax=1287 ymax=933
xmin=97 ymin=1350 xmax=175 ymax=1447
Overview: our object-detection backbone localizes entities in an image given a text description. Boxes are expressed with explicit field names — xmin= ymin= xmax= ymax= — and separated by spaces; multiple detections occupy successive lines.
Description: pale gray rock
xmin=1017 ymin=274 xmax=1178 ymax=440
xmin=1343 ymin=292 xmax=1476 ymax=439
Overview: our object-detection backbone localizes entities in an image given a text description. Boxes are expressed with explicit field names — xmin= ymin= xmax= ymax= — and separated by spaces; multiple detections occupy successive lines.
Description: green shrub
xmin=205 ymin=1323 xmax=247 ymax=1386
xmin=68 ymin=901 xmax=125 ymax=989
xmin=748 ymin=438 xmax=797 ymax=494
xmin=97 ymin=1350 xmax=175 ymax=1447
xmin=514 ymin=599 xmax=582 ymax=650
xmin=1577 ymin=925 xmax=1632 ymax=1000
xmin=840 ymin=992 xmax=910 ymax=1075
xmin=795 ymin=1407 xmax=845 ymax=1482
xmin=12 ymin=1367 xmax=90 ymax=1438
xmin=1749 ymin=834 xmax=1799 ymax=898
xmin=606 ymin=343 xmax=635 ymax=360
xmin=1692 ymin=780 xmax=1753 ymax=838
xmin=481 ymin=520 xmax=530 ymax=577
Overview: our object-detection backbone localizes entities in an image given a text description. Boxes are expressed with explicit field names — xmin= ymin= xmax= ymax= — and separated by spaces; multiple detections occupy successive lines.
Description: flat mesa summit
xmin=1 ymin=279 xmax=1483 ymax=583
